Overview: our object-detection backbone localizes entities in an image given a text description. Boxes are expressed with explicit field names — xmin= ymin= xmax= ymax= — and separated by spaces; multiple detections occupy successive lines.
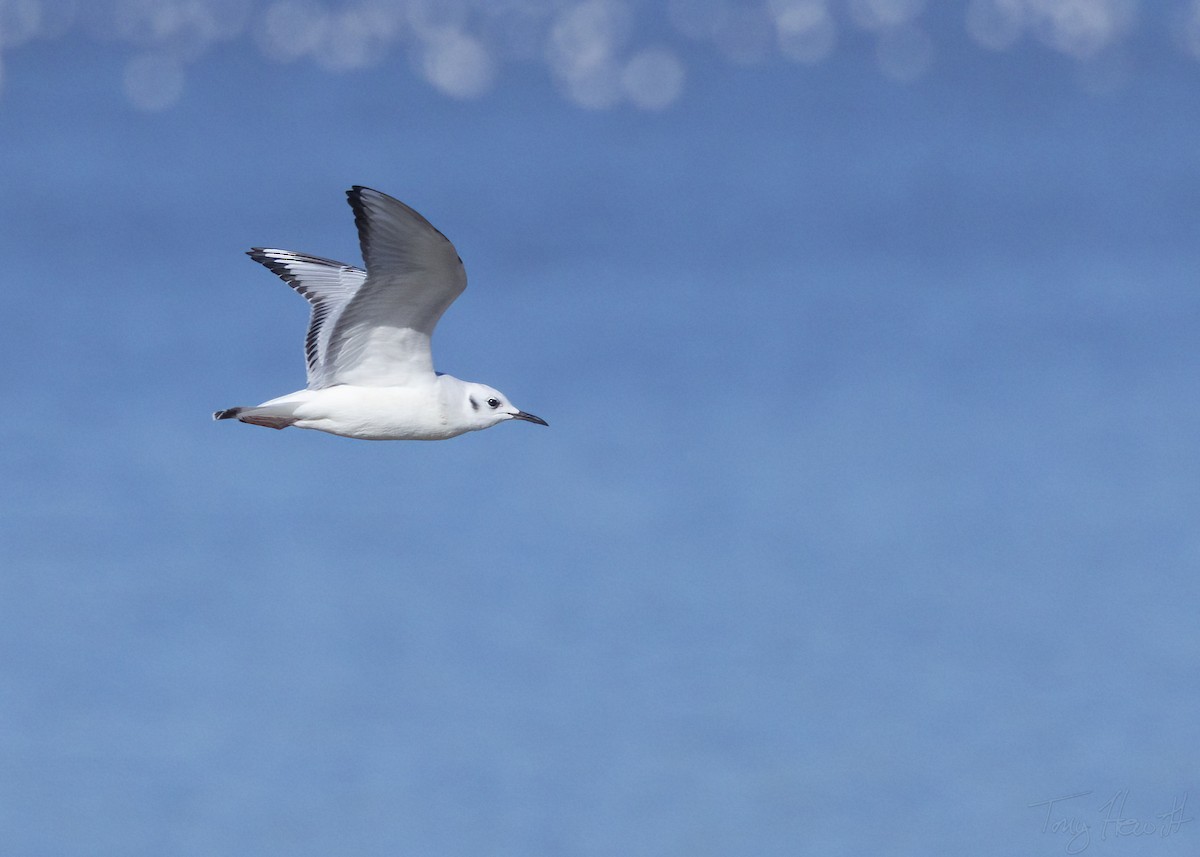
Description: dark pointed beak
xmin=511 ymin=410 xmax=548 ymax=426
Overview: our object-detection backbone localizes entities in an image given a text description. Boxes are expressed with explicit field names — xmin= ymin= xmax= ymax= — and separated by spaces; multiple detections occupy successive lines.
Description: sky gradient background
xmin=2 ymin=1 xmax=1199 ymax=855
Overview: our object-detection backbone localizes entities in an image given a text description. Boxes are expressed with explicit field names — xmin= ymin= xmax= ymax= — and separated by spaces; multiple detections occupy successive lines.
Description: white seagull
xmin=214 ymin=186 xmax=547 ymax=440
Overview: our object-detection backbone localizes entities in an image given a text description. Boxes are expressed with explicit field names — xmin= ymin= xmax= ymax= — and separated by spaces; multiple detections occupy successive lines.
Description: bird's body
xmin=218 ymin=375 xmax=511 ymax=441
xmin=214 ymin=187 xmax=546 ymax=440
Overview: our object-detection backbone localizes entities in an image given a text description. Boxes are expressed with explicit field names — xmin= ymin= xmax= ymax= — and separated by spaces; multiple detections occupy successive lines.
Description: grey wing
xmin=321 ymin=186 xmax=468 ymax=387
xmin=246 ymin=248 xmax=367 ymax=388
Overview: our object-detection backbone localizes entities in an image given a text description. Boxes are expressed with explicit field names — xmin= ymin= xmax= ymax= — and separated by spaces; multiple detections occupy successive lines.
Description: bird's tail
xmin=212 ymin=405 xmax=298 ymax=430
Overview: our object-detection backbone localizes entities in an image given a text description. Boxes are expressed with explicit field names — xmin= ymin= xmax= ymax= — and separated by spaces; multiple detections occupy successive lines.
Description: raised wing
xmin=321 ymin=186 xmax=468 ymax=387
xmin=247 ymin=249 xmax=367 ymax=389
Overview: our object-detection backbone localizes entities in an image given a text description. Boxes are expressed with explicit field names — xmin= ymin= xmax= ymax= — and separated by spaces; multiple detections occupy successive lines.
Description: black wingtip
xmin=346 ymin=186 xmax=403 ymax=211
xmin=245 ymin=248 xmax=288 ymax=278
xmin=213 ymin=407 xmax=242 ymax=421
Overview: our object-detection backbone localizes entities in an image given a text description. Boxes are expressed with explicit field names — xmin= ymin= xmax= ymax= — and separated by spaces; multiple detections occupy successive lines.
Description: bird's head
xmin=463 ymin=383 xmax=548 ymax=431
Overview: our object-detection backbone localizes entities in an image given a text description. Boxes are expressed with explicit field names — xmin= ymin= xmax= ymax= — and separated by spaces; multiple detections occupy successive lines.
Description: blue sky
xmin=3 ymin=1 xmax=1200 ymax=855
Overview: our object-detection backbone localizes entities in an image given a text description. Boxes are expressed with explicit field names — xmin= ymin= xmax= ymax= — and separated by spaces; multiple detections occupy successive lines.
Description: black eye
xmin=487 ymin=397 xmax=500 ymax=409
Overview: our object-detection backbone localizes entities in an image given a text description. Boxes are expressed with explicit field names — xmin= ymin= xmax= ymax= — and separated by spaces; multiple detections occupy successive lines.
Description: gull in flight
xmin=214 ymin=186 xmax=547 ymax=440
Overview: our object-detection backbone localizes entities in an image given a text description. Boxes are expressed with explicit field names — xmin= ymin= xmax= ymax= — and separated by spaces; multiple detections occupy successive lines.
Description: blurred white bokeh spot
xmin=849 ymin=0 xmax=927 ymax=31
xmin=1028 ymin=0 xmax=1136 ymax=59
xmin=0 ymin=0 xmax=42 ymax=48
xmin=111 ymin=0 xmax=236 ymax=63
xmin=257 ymin=0 xmax=327 ymax=63
xmin=965 ymin=0 xmax=1025 ymax=51
xmin=548 ymin=0 xmax=632 ymax=75
xmin=420 ymin=29 xmax=495 ymax=99
xmin=0 ymin=0 xmax=1188 ymax=110
xmin=556 ymin=56 xmax=623 ymax=109
xmin=771 ymin=0 xmax=837 ymax=64
xmin=548 ymin=0 xmax=630 ymax=108
xmin=123 ymin=52 xmax=185 ymax=110
xmin=313 ymin=8 xmax=393 ymax=71
xmin=876 ymin=22 xmax=933 ymax=82
xmin=622 ymin=46 xmax=685 ymax=110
